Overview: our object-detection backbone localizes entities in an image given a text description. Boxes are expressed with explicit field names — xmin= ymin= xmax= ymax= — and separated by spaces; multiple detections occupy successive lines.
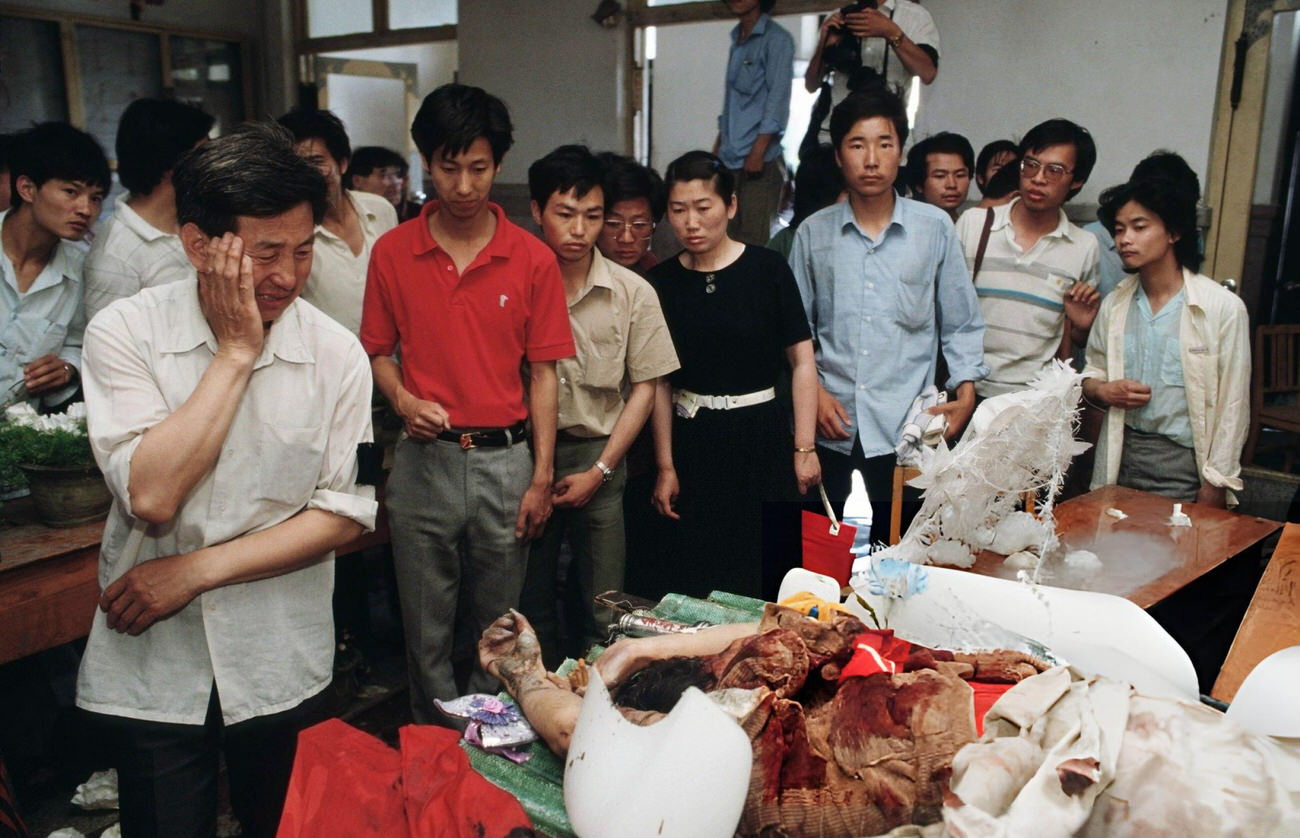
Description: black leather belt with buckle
xmin=436 ymin=421 xmax=528 ymax=449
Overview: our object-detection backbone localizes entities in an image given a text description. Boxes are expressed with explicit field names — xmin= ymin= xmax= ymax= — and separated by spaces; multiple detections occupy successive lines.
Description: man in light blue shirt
xmin=790 ymin=87 xmax=986 ymax=544
xmin=716 ymin=0 xmax=794 ymax=246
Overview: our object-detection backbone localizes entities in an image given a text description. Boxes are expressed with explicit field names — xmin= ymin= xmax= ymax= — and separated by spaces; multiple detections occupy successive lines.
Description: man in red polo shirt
xmin=360 ymin=83 xmax=575 ymax=720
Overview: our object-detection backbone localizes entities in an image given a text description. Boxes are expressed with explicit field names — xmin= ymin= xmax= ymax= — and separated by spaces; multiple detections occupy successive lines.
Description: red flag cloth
xmin=276 ymin=719 xmax=534 ymax=838
xmin=839 ymin=630 xmax=916 ymax=681
xmin=969 ymin=681 xmax=1016 ymax=736
xmin=801 ymin=510 xmax=856 ymax=586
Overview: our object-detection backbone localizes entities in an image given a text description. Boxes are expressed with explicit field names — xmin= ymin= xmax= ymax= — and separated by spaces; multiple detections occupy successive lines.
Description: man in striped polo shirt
xmin=955 ymin=119 xmax=1101 ymax=398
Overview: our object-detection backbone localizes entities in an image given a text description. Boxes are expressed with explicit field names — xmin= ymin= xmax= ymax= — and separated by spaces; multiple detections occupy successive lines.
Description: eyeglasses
xmin=1020 ymin=157 xmax=1074 ymax=182
xmin=602 ymin=219 xmax=655 ymax=239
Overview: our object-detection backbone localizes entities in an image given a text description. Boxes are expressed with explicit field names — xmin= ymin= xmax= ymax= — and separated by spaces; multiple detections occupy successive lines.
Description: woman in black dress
xmin=648 ymin=151 xmax=820 ymax=600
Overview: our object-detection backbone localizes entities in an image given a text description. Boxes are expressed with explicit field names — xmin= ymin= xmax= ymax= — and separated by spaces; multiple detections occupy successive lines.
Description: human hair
xmin=1097 ymin=176 xmax=1201 ymax=272
xmin=612 ymin=657 xmax=716 ymax=713
xmin=598 ymin=152 xmax=666 ymax=221
xmin=411 ymin=83 xmax=513 ymax=165
xmin=905 ymin=132 xmax=974 ymax=193
xmin=7 ymin=122 xmax=111 ymax=207
xmin=345 ymin=146 xmax=407 ymax=189
xmin=1019 ymin=119 xmax=1096 ymax=200
xmin=115 ymin=98 xmax=214 ymax=197
xmin=0 ymin=133 xmax=13 ymax=174
xmin=276 ymin=108 xmax=352 ymax=168
xmin=1130 ymin=150 xmax=1200 ymax=203
xmin=173 ymin=121 xmax=328 ymax=237
xmin=527 ymin=144 xmax=604 ymax=208
xmin=982 ymin=153 xmax=1021 ymax=200
xmin=759 ymin=0 xmax=777 ymax=12
xmin=975 ymin=139 xmax=1018 ymax=189
xmin=829 ymin=86 xmax=909 ymax=152
xmin=664 ymin=150 xmax=735 ymax=205
xmin=792 ymin=143 xmax=844 ymax=227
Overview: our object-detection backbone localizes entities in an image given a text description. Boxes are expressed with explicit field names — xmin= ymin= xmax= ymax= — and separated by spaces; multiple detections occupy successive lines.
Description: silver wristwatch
xmin=595 ymin=460 xmax=615 ymax=483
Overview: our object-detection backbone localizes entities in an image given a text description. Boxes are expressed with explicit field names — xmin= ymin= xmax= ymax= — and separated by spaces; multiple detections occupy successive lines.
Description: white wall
xmin=458 ymin=0 xmax=627 ymax=183
xmin=919 ymin=0 xmax=1227 ymax=205
xmin=320 ymin=42 xmax=459 ymax=106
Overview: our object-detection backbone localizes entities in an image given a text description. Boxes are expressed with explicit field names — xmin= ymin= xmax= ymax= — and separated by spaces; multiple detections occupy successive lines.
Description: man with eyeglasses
xmin=955 ymin=119 xmax=1101 ymax=399
xmin=595 ymin=153 xmax=666 ymax=275
xmin=519 ymin=146 xmax=678 ymax=666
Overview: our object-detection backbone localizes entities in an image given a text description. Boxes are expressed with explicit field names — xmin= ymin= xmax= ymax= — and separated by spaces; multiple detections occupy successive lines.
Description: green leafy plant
xmin=0 ymin=421 xmax=95 ymax=488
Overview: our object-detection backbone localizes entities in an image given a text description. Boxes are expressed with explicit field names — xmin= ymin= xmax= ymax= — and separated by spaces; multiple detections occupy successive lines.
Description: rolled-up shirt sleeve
xmin=1201 ymin=296 xmax=1250 ymax=491
xmin=82 ymin=307 xmax=172 ymax=517
xmin=306 ymin=341 xmax=378 ymax=530
xmin=935 ymin=228 xmax=988 ymax=388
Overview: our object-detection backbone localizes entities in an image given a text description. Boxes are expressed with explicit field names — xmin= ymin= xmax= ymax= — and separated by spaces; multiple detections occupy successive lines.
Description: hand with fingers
xmin=23 ymin=354 xmax=76 ymax=395
xmin=100 ymin=554 xmax=204 ymax=636
xmin=197 ymin=232 xmax=264 ymax=363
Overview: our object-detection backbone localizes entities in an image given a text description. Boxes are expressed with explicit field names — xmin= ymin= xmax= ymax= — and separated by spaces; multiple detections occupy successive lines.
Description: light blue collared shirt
xmin=790 ymin=197 xmax=987 ymax=457
xmin=717 ymin=13 xmax=795 ymax=170
xmin=1123 ymin=284 xmax=1193 ymax=448
xmin=0 ymin=208 xmax=86 ymax=408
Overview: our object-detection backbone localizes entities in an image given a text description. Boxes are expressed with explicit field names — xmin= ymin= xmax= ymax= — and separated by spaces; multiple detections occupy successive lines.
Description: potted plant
xmin=0 ymin=403 xmax=111 ymax=528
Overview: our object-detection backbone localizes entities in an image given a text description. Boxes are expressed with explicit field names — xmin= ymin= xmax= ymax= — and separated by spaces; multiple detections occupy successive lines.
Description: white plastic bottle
xmin=842 ymin=469 xmax=873 ymax=558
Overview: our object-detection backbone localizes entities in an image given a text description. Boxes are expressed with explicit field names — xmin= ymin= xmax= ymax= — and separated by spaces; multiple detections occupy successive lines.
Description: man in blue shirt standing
xmin=716 ymin=0 xmax=795 ymax=246
xmin=790 ymin=87 xmax=986 ymax=545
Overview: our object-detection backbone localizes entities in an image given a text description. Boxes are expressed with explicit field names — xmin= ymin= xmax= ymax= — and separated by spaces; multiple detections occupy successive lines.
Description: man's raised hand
xmin=197 ymin=233 xmax=263 ymax=362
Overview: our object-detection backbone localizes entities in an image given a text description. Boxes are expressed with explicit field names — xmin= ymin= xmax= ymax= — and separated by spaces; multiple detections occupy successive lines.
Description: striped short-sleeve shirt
xmin=956 ymin=199 xmax=1099 ymax=397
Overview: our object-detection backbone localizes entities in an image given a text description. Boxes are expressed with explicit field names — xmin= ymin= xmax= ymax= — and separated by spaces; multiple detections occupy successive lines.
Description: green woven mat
xmin=464 ymin=590 xmax=765 ymax=836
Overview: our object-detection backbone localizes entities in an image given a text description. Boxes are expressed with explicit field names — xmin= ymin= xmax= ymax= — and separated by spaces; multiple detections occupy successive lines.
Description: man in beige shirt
xmin=278 ymin=109 xmax=397 ymax=335
xmin=521 ymin=146 xmax=679 ymax=665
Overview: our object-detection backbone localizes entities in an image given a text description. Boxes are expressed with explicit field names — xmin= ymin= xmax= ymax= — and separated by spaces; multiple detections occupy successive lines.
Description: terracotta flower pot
xmin=18 ymin=463 xmax=112 ymax=528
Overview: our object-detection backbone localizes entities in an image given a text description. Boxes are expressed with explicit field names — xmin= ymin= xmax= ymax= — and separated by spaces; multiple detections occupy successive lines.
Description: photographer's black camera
xmin=823 ymin=1 xmax=878 ymax=78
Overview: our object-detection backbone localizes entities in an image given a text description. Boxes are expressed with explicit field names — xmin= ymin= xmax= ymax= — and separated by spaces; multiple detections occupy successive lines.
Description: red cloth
xmin=276 ymin=718 xmax=533 ymax=838
xmin=969 ymin=681 xmax=1015 ymax=736
xmin=839 ymin=630 xmax=916 ymax=681
xmin=360 ymin=201 xmax=575 ymax=427
xmin=801 ymin=510 xmax=856 ymax=586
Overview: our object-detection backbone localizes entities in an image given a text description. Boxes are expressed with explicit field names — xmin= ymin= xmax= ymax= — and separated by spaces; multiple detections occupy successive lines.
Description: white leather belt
xmin=673 ymin=387 xmax=776 ymax=411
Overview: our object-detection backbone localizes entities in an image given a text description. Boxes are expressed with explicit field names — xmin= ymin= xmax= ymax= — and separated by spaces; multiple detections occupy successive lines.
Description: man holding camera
xmin=716 ymin=0 xmax=795 ymax=246
xmin=805 ymin=1 xmax=939 ymax=104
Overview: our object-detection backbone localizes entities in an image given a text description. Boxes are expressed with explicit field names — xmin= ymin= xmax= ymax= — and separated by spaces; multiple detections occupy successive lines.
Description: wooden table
xmin=1211 ymin=522 xmax=1300 ymax=702
xmin=0 ymin=493 xmax=389 ymax=666
xmin=966 ymin=485 xmax=1282 ymax=609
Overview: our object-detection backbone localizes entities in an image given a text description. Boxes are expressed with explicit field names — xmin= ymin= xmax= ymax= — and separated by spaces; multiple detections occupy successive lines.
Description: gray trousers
xmin=386 ymin=435 xmax=532 ymax=722
xmin=1117 ymin=426 xmax=1202 ymax=502
xmin=520 ymin=436 xmax=627 ymax=667
xmin=727 ymin=156 xmax=786 ymax=247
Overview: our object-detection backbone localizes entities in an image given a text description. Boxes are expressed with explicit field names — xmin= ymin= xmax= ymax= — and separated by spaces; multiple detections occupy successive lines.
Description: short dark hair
xmin=345 ymin=146 xmax=407 ymax=189
xmin=115 ymin=98 xmax=214 ymax=196
xmin=1130 ymin=150 xmax=1200 ymax=203
xmin=792 ymin=143 xmax=844 ymax=227
xmin=173 ymin=121 xmax=328 ymax=237
xmin=598 ymin=152 xmax=666 ymax=221
xmin=759 ymin=0 xmax=777 ymax=12
xmin=7 ymin=122 xmax=111 ymax=207
xmin=0 ymin=133 xmax=12 ymax=173
xmin=411 ymin=83 xmax=513 ymax=165
xmin=1098 ymin=176 xmax=1201 ymax=272
xmin=1019 ymin=119 xmax=1096 ymax=200
xmin=905 ymin=132 xmax=975 ymax=193
xmin=975 ymin=139 xmax=1018 ymax=191
xmin=982 ymin=153 xmax=1021 ymax=200
xmin=613 ymin=657 xmax=715 ymax=713
xmin=829 ymin=86 xmax=909 ymax=152
xmin=664 ymin=150 xmax=735 ymax=205
xmin=527 ymin=144 xmax=604 ymax=208
xmin=276 ymin=108 xmax=352 ymax=167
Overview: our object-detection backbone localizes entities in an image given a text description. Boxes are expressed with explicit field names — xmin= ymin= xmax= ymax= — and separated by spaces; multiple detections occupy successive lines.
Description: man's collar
xmin=837 ymin=193 xmax=908 ymax=238
xmin=733 ymin=12 xmax=770 ymax=42
xmin=1000 ymin=197 xmax=1074 ymax=240
xmin=0 ymin=209 xmax=83 ymax=294
xmin=115 ymin=201 xmax=173 ymax=243
xmin=584 ymin=249 xmax=617 ymax=293
xmin=159 ymin=285 xmax=314 ymax=368
xmin=412 ymin=200 xmax=508 ymax=260
xmin=316 ymin=190 xmax=382 ymax=242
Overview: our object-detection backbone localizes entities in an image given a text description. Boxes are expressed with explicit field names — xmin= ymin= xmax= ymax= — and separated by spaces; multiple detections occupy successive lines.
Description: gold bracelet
xmin=794 ymin=446 xmax=816 ymax=453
